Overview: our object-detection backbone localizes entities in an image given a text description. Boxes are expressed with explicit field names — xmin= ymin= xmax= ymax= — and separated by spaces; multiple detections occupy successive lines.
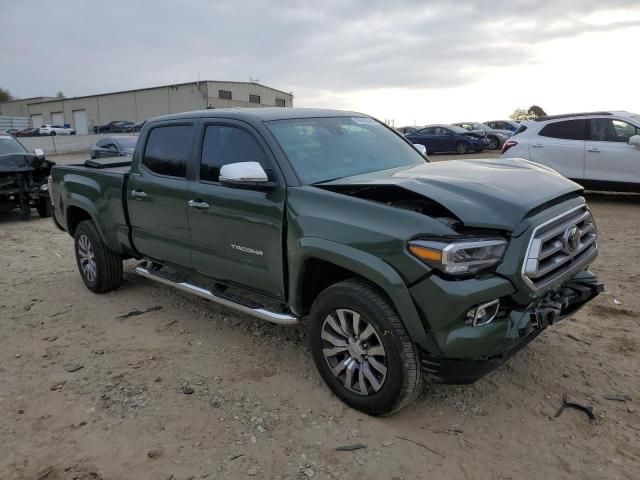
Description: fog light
xmin=466 ymin=299 xmax=500 ymax=327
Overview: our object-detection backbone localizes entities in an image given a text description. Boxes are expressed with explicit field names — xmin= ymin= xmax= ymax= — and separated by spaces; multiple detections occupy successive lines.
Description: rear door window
xmin=143 ymin=125 xmax=192 ymax=177
xmin=538 ymin=120 xmax=586 ymax=140
xmin=199 ymin=125 xmax=270 ymax=182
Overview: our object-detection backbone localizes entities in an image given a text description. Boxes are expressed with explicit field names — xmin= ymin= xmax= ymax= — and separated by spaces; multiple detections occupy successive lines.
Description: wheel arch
xmin=289 ymin=237 xmax=435 ymax=348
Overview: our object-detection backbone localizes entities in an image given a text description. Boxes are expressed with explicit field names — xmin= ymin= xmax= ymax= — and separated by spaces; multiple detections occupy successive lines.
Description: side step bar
xmin=135 ymin=263 xmax=299 ymax=325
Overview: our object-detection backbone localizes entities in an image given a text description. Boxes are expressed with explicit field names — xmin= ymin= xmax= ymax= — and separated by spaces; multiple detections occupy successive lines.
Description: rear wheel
xmin=309 ymin=279 xmax=422 ymax=416
xmin=487 ymin=136 xmax=499 ymax=150
xmin=74 ymin=220 xmax=123 ymax=293
xmin=456 ymin=141 xmax=469 ymax=154
xmin=50 ymin=131 xmax=56 ymax=136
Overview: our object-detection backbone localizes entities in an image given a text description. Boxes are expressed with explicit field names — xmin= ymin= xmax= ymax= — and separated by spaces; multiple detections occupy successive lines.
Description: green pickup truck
xmin=50 ymin=108 xmax=602 ymax=415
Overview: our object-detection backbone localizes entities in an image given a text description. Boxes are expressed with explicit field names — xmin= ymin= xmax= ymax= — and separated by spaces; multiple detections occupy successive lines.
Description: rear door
xmin=187 ymin=120 xmax=286 ymax=299
xmin=529 ymin=119 xmax=586 ymax=180
xmin=127 ymin=122 xmax=195 ymax=269
xmin=584 ymin=117 xmax=640 ymax=186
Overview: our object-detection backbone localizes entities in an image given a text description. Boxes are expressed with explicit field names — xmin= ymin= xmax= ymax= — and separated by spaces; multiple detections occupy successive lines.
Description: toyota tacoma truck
xmin=49 ymin=108 xmax=602 ymax=415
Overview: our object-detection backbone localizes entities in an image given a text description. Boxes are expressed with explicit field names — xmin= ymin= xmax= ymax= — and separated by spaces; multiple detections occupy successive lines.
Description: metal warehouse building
xmin=8 ymin=81 xmax=293 ymax=135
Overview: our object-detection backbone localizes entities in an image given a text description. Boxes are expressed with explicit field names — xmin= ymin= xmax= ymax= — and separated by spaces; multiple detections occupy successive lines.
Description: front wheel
xmin=456 ymin=141 xmax=469 ymax=154
xmin=309 ymin=279 xmax=422 ymax=416
xmin=487 ymin=136 xmax=499 ymax=150
xmin=50 ymin=131 xmax=56 ymax=136
xmin=36 ymin=197 xmax=52 ymax=217
xmin=74 ymin=220 xmax=123 ymax=293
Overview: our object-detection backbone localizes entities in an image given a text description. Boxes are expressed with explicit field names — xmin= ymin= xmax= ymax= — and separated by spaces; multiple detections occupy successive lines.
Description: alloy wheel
xmin=78 ymin=234 xmax=97 ymax=283
xmin=320 ymin=309 xmax=388 ymax=396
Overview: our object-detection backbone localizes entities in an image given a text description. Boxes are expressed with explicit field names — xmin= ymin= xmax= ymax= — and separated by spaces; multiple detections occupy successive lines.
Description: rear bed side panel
xmin=51 ymin=165 xmax=135 ymax=256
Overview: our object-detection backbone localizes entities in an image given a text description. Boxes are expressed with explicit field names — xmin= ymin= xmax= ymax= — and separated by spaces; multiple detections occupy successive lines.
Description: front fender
xmin=289 ymin=236 xmax=441 ymax=353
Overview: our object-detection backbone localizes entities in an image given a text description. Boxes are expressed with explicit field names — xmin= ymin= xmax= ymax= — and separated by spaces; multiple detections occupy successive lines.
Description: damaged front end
xmin=0 ymin=153 xmax=55 ymax=218
xmin=421 ymin=270 xmax=604 ymax=384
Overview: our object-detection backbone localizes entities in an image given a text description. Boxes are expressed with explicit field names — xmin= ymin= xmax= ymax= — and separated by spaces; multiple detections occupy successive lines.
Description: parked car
xmin=484 ymin=120 xmax=521 ymax=133
xmin=501 ymin=111 xmax=640 ymax=192
xmin=0 ymin=133 xmax=54 ymax=218
xmin=39 ymin=124 xmax=76 ymax=136
xmin=124 ymin=120 xmax=146 ymax=133
xmin=15 ymin=127 xmax=41 ymax=137
xmin=406 ymin=124 xmax=488 ymax=154
xmin=90 ymin=136 xmax=138 ymax=159
xmin=4 ymin=129 xmax=19 ymax=136
xmin=397 ymin=126 xmax=419 ymax=136
xmin=452 ymin=122 xmax=512 ymax=150
xmin=50 ymin=108 xmax=602 ymax=415
xmin=93 ymin=121 xmax=134 ymax=134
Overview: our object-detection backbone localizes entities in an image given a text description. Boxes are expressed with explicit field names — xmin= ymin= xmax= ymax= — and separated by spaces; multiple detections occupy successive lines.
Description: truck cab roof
xmin=150 ymin=107 xmax=365 ymax=123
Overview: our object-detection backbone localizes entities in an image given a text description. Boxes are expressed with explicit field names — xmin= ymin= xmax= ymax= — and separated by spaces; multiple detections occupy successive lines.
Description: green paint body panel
xmin=50 ymin=107 xmax=602 ymax=373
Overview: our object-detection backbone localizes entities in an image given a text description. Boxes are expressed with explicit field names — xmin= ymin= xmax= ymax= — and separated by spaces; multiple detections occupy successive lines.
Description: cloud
xmin=1 ymin=0 xmax=639 ymax=101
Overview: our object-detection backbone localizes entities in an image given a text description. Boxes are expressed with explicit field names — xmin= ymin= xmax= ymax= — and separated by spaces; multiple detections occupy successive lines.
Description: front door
xmin=187 ymin=121 xmax=286 ymax=299
xmin=529 ymin=119 xmax=586 ymax=181
xmin=585 ymin=117 xmax=640 ymax=186
xmin=127 ymin=123 xmax=195 ymax=269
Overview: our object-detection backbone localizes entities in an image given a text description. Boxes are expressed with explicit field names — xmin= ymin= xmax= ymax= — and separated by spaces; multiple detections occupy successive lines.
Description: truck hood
xmin=317 ymin=158 xmax=583 ymax=232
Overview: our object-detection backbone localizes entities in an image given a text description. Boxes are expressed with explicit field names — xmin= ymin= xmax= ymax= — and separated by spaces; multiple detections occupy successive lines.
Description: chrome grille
xmin=522 ymin=204 xmax=597 ymax=290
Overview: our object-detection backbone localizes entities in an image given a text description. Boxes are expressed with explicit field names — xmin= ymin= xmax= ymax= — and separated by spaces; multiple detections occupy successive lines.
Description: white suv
xmin=502 ymin=111 xmax=640 ymax=192
xmin=39 ymin=124 xmax=77 ymax=136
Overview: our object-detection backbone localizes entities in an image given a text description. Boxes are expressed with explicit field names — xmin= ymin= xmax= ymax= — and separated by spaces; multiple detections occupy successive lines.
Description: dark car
xmin=124 ymin=120 xmax=146 ymax=133
xmin=406 ymin=124 xmax=488 ymax=154
xmin=90 ymin=136 xmax=138 ymax=159
xmin=93 ymin=121 xmax=134 ymax=134
xmin=0 ymin=134 xmax=54 ymax=218
xmin=15 ymin=127 xmax=41 ymax=137
xmin=4 ymin=129 xmax=19 ymax=136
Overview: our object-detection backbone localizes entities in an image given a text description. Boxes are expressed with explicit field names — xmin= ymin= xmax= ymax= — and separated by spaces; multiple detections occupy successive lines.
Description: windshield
xmin=116 ymin=137 xmax=138 ymax=148
xmin=267 ymin=116 xmax=426 ymax=183
xmin=0 ymin=136 xmax=28 ymax=155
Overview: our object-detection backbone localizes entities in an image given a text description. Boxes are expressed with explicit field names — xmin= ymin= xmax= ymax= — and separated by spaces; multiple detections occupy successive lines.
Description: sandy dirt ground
xmin=1 ymin=152 xmax=639 ymax=480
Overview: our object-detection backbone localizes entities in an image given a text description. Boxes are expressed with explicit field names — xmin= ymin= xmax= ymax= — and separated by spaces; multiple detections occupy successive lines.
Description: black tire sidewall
xmin=309 ymin=284 xmax=408 ymax=415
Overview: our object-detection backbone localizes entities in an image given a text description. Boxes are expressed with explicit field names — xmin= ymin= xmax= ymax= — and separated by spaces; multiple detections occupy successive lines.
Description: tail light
xmin=501 ymin=140 xmax=517 ymax=154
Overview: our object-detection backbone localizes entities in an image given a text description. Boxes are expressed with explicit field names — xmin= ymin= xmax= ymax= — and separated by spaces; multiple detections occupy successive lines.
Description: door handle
xmin=131 ymin=190 xmax=148 ymax=200
xmin=587 ymin=147 xmax=600 ymax=153
xmin=532 ymin=143 xmax=543 ymax=148
xmin=188 ymin=199 xmax=210 ymax=210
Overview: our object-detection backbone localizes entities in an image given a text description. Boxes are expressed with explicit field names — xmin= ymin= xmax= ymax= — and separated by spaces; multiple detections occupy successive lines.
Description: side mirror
xmin=34 ymin=148 xmax=45 ymax=159
xmin=219 ymin=162 xmax=276 ymax=189
xmin=629 ymin=135 xmax=640 ymax=149
xmin=413 ymin=144 xmax=427 ymax=155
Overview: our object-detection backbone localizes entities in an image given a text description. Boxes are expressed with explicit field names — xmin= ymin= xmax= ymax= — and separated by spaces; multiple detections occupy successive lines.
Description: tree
xmin=528 ymin=105 xmax=547 ymax=118
xmin=56 ymin=91 xmax=65 ymax=98
xmin=0 ymin=88 xmax=14 ymax=103
xmin=510 ymin=105 xmax=548 ymax=121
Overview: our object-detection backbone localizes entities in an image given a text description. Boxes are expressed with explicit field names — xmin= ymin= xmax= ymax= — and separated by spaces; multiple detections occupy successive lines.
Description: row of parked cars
xmin=3 ymin=125 xmax=77 ymax=137
xmin=397 ymin=120 xmax=520 ymax=154
xmin=93 ymin=120 xmax=146 ymax=134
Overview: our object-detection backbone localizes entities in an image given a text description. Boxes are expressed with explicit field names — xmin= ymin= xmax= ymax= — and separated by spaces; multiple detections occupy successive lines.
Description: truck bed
xmin=50 ymin=160 xmax=134 ymax=256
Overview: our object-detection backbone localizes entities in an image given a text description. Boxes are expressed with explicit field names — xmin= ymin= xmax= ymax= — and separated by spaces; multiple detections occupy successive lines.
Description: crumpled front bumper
xmin=414 ymin=270 xmax=603 ymax=384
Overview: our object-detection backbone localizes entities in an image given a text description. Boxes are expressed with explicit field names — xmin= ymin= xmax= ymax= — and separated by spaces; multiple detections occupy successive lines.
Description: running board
xmin=135 ymin=263 xmax=299 ymax=325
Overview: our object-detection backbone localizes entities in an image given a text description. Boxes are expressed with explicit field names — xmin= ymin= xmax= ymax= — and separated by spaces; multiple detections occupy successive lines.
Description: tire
xmin=487 ymin=136 xmax=499 ymax=150
xmin=36 ymin=197 xmax=52 ymax=218
xmin=73 ymin=220 xmax=123 ymax=293
xmin=455 ymin=141 xmax=469 ymax=154
xmin=50 ymin=131 xmax=56 ymax=136
xmin=309 ymin=279 xmax=422 ymax=416
xmin=70 ymin=131 xmax=76 ymax=135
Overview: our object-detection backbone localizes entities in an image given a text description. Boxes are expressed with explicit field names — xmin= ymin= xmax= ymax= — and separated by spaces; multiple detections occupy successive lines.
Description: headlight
xmin=408 ymin=238 xmax=507 ymax=275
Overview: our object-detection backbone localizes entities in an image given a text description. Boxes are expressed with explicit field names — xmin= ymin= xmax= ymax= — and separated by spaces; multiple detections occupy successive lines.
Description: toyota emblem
xmin=564 ymin=226 xmax=581 ymax=253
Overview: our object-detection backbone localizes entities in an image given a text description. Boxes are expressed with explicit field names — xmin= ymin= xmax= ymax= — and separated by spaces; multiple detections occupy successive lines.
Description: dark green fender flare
xmin=289 ymin=237 xmax=441 ymax=354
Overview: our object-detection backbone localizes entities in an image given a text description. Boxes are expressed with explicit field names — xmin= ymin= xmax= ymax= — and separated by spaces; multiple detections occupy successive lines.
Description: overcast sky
xmin=2 ymin=0 xmax=639 ymax=125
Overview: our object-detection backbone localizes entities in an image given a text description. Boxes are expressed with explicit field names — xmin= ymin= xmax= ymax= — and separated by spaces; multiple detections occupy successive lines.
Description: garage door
xmin=31 ymin=114 xmax=43 ymax=128
xmin=52 ymin=112 xmax=64 ymax=126
xmin=73 ymin=110 xmax=88 ymax=135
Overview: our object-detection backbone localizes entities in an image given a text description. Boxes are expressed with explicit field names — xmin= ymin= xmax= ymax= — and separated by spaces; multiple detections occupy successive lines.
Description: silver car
xmin=453 ymin=122 xmax=512 ymax=150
